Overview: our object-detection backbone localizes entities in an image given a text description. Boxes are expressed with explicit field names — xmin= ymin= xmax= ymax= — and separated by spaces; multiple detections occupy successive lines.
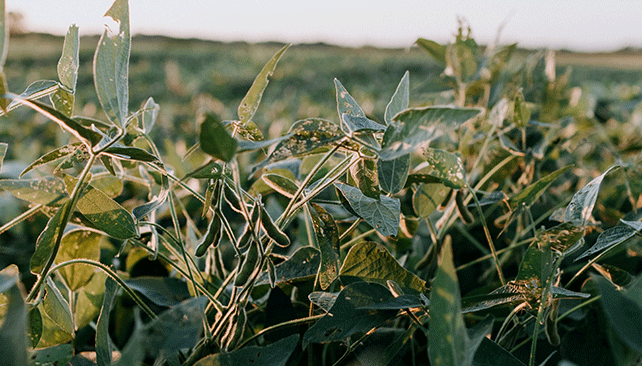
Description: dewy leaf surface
xmin=93 ymin=0 xmax=130 ymax=127
xmin=564 ymin=165 xmax=620 ymax=227
xmin=340 ymin=241 xmax=426 ymax=294
xmin=309 ymin=203 xmax=341 ymax=290
xmin=380 ymin=106 xmax=481 ymax=160
xmin=334 ymin=182 xmax=400 ymax=237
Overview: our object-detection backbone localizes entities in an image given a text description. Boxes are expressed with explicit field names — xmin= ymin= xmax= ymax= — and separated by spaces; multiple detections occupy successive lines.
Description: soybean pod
xmin=258 ymin=202 xmax=290 ymax=248
xmin=234 ymin=240 xmax=260 ymax=287
xmin=195 ymin=213 xmax=222 ymax=257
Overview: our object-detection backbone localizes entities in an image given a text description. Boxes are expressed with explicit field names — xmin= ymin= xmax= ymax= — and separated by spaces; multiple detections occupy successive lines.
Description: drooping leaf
xmin=378 ymin=153 xmax=410 ymax=195
xmin=74 ymin=270 xmax=107 ymax=330
xmin=0 ymin=177 xmax=68 ymax=207
xmin=124 ymin=277 xmax=191 ymax=307
xmin=116 ymin=297 xmax=207 ymax=365
xmin=350 ymin=156 xmax=380 ymax=199
xmin=256 ymin=246 xmax=320 ymax=286
xmin=64 ymin=174 xmax=138 ymax=240
xmin=422 ymin=148 xmax=467 ymax=189
xmin=309 ymin=203 xmax=341 ymax=290
xmin=565 ymin=165 xmax=620 ymax=226
xmin=132 ymin=172 xmax=169 ymax=219
xmin=30 ymin=201 xmax=71 ymax=275
xmin=380 ymin=106 xmax=481 ymax=160
xmin=340 ymin=241 xmax=427 ymax=295
xmin=194 ymin=334 xmax=300 ymax=366
xmin=385 ymin=71 xmax=410 ymax=125
xmin=413 ymin=183 xmax=450 ymax=218
xmin=200 ymin=113 xmax=237 ymax=162
xmin=509 ymin=165 xmax=572 ymax=209
xmin=94 ymin=0 xmax=130 ymax=127
xmin=0 ymin=274 xmax=28 ymax=366
xmin=595 ymin=275 xmax=642 ymax=353
xmin=43 ymin=278 xmax=74 ymax=334
xmin=238 ymin=44 xmax=290 ymax=124
xmin=334 ymin=182 xmax=400 ymax=237
xmin=55 ymin=229 xmax=102 ymax=291
xmin=104 ymin=145 xmax=160 ymax=163
xmin=96 ymin=277 xmax=117 ymax=366
xmin=302 ymin=282 xmax=397 ymax=348
xmin=575 ymin=223 xmax=637 ymax=262
xmin=416 ymin=38 xmax=447 ymax=65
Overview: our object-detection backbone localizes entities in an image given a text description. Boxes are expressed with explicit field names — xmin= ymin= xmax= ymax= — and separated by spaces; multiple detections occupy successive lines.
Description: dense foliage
xmin=1 ymin=1 xmax=642 ymax=365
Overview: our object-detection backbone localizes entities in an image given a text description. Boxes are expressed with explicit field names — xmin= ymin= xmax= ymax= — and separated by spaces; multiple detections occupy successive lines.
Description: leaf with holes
xmin=0 ymin=177 xmax=68 ymax=206
xmin=334 ymin=182 xmax=400 ymax=237
xmin=350 ymin=156 xmax=380 ymax=199
xmin=422 ymin=148 xmax=467 ymax=189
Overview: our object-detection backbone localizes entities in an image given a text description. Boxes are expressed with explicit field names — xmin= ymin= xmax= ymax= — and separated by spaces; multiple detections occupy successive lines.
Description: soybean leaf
xmin=357 ymin=294 xmax=423 ymax=310
xmin=350 ymin=156 xmax=380 ymax=199
xmin=200 ymin=113 xmax=237 ymax=163
xmin=6 ymin=79 xmax=59 ymax=111
xmin=43 ymin=278 xmax=74 ymax=335
xmin=74 ymin=270 xmax=107 ymax=330
xmin=334 ymin=182 xmax=400 ymax=237
xmin=124 ymin=277 xmax=191 ymax=308
xmin=413 ymin=183 xmax=450 ymax=218
xmin=565 ymin=165 xmax=620 ymax=227
xmin=378 ymin=153 xmax=410 ymax=195
xmin=309 ymin=203 xmax=341 ymax=290
xmin=422 ymin=148 xmax=467 ymax=189
xmin=335 ymin=78 xmax=365 ymax=119
xmin=0 ymin=142 xmax=5 ymax=171
xmin=28 ymin=306 xmax=43 ymax=348
xmin=238 ymin=44 xmax=289 ymax=124
xmin=141 ymin=97 xmax=159 ymax=134
xmin=104 ymin=145 xmax=159 ymax=163
xmin=476 ymin=190 xmax=509 ymax=206
xmin=575 ymin=223 xmax=637 ymax=262
xmin=595 ymin=275 xmax=642 ymax=353
xmin=132 ymin=173 xmax=169 ymax=219
xmin=0 ymin=274 xmax=28 ymax=366
xmin=116 ymin=297 xmax=208 ymax=365
xmin=308 ymin=291 xmax=339 ymax=312
xmin=302 ymin=282 xmax=397 ymax=348
xmin=340 ymin=241 xmax=427 ymax=295
xmin=94 ymin=0 xmax=130 ymax=127
xmin=55 ymin=229 xmax=102 ymax=291
xmin=262 ymin=173 xmax=298 ymax=198
xmin=64 ymin=174 xmax=138 ymax=240
xmin=253 ymin=119 xmax=346 ymax=172
xmin=535 ymin=221 xmax=584 ymax=255
xmin=183 ymin=160 xmax=223 ymax=180
xmin=461 ymin=284 xmax=526 ymax=313
xmin=385 ymin=71 xmax=410 ymax=125
xmin=20 ymin=143 xmax=81 ymax=177
xmin=58 ymin=24 xmax=79 ymax=91
xmin=29 ymin=345 xmax=73 ymax=366
xmin=416 ymin=38 xmax=447 ymax=65
xmin=509 ymin=165 xmax=572 ymax=210
xmin=429 ymin=239 xmax=468 ymax=366
xmin=256 ymin=246 xmax=320 ymax=286
xmin=30 ymin=201 xmax=71 ymax=275
xmin=340 ymin=113 xmax=386 ymax=134
xmin=96 ymin=277 xmax=117 ymax=366
xmin=0 ymin=177 xmax=68 ymax=206
xmin=473 ymin=338 xmax=527 ymax=366
xmin=380 ymin=106 xmax=481 ymax=160
xmin=549 ymin=286 xmax=590 ymax=300
xmin=195 ymin=334 xmax=299 ymax=366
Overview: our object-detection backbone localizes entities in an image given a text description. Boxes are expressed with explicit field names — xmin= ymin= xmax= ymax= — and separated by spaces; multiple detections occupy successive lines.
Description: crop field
xmin=2 ymin=1 xmax=642 ymax=365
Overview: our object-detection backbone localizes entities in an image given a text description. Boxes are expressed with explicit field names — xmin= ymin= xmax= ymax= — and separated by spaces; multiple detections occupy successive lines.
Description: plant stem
xmin=0 ymin=203 xmax=42 ymax=235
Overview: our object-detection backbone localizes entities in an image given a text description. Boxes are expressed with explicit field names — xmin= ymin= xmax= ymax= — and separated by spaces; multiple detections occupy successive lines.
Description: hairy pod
xmin=455 ymin=189 xmax=474 ymax=224
xmin=234 ymin=240 xmax=260 ymax=287
xmin=223 ymin=185 xmax=244 ymax=214
xmin=258 ymin=203 xmax=290 ymax=247
xmin=195 ymin=213 xmax=222 ymax=257
xmin=222 ymin=307 xmax=247 ymax=350
xmin=236 ymin=223 xmax=254 ymax=251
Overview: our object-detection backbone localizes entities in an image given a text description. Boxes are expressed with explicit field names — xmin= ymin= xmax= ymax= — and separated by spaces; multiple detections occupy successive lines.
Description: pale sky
xmin=6 ymin=1 xmax=642 ymax=51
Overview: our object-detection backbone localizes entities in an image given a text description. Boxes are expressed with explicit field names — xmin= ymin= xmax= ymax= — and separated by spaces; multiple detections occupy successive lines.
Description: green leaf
xmin=513 ymin=90 xmax=530 ymax=128
xmin=380 ymin=106 xmax=481 ymax=160
xmin=262 ymin=173 xmax=299 ymax=198
xmin=124 ymin=277 xmax=191 ymax=307
xmin=64 ymin=174 xmax=138 ymax=240
xmin=385 ymin=71 xmax=410 ymax=125
xmin=253 ymin=119 xmax=346 ymax=172
xmin=422 ymin=148 xmax=467 ymax=189
xmin=413 ymin=183 xmax=450 ymax=218
xmin=309 ymin=203 xmax=341 ymax=290
xmin=340 ymin=113 xmax=386 ymax=134
xmin=0 ymin=142 xmax=6 ymax=171
xmin=350 ymin=156 xmax=380 ymax=199
xmin=200 ymin=113 xmax=238 ymax=162
xmin=94 ymin=0 xmax=130 ymax=127
xmin=55 ymin=229 xmax=102 ymax=291
xmin=30 ymin=201 xmax=71 ymax=275
xmin=308 ymin=291 xmax=338 ymax=312
xmin=509 ymin=165 xmax=572 ymax=209
xmin=575 ymin=223 xmax=637 ymax=262
xmin=25 ymin=144 xmax=80 ymax=177
xmin=116 ymin=297 xmax=207 ymax=365
xmin=334 ymin=182 xmax=400 ymax=237
xmin=535 ymin=221 xmax=584 ymax=255
xmin=50 ymin=88 xmax=74 ymax=116
xmin=302 ymin=282 xmax=397 ymax=348
xmin=6 ymin=79 xmax=59 ymax=110
xmin=184 ymin=160 xmax=223 ymax=180
xmin=416 ymin=38 xmax=447 ymax=65
xmin=30 ymin=344 xmax=73 ymax=366
xmin=238 ymin=44 xmax=289 ymax=124
xmin=58 ymin=25 xmax=79 ymax=91
xmin=378 ymin=153 xmax=410 ymax=195
xmin=429 ymin=239 xmax=468 ymax=366
xmin=0 ymin=177 xmax=68 ymax=206
xmin=256 ymin=246 xmax=320 ymax=286
xmin=565 ymin=165 xmax=620 ymax=227
xmin=357 ymin=294 xmax=423 ymax=310
xmin=340 ymin=241 xmax=427 ymax=295
xmin=96 ymin=277 xmax=117 ymax=366
xmin=132 ymin=173 xmax=169 ymax=219
xmin=43 ymin=278 xmax=74 ymax=334
xmin=595 ymin=275 xmax=642 ymax=353
xmin=472 ymin=338 xmax=527 ymax=366
xmin=0 ymin=274 xmax=28 ymax=366
xmin=195 ymin=334 xmax=300 ymax=366
xmin=141 ymin=97 xmax=159 ymax=134
xmin=335 ymin=78 xmax=366 ymax=119
xmin=104 ymin=145 xmax=160 ymax=163
xmin=74 ymin=270 xmax=107 ymax=330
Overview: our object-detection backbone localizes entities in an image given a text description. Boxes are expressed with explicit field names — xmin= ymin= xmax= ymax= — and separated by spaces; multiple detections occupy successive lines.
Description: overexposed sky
xmin=6 ymin=1 xmax=642 ymax=51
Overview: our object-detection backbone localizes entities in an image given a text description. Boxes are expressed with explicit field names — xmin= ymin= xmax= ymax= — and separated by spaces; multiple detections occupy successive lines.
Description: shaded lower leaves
xmin=256 ymin=246 xmax=320 ymax=286
xmin=195 ymin=334 xmax=299 ymax=366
